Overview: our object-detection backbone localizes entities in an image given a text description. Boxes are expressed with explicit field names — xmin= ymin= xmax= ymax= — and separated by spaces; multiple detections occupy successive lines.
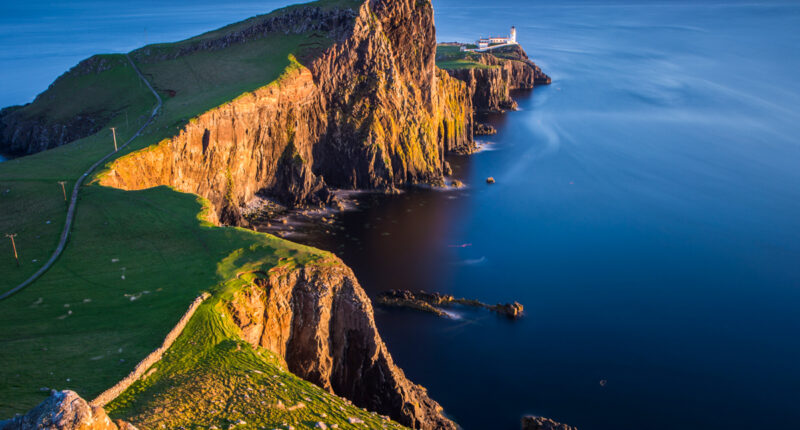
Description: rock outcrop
xmin=0 ymin=390 xmax=137 ymax=430
xmin=377 ymin=289 xmax=524 ymax=319
xmin=442 ymin=45 xmax=551 ymax=113
xmin=0 ymin=106 xmax=105 ymax=156
xmin=227 ymin=258 xmax=456 ymax=430
xmin=99 ymin=0 xmax=473 ymax=224
xmin=474 ymin=122 xmax=497 ymax=135
xmin=521 ymin=416 xmax=577 ymax=430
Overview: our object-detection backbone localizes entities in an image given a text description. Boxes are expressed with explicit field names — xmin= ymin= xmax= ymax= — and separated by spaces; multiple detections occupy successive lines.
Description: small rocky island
xmin=377 ymin=289 xmax=524 ymax=319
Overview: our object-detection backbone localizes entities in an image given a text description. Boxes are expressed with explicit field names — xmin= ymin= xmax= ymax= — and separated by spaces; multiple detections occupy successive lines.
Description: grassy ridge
xmin=0 ymin=0 xmax=371 ymax=421
xmin=5 ymin=55 xmax=154 ymax=125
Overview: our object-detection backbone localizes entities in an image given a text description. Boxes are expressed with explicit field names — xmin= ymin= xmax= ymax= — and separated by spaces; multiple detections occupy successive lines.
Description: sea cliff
xmin=438 ymin=44 xmax=551 ymax=113
xmin=97 ymin=0 xmax=473 ymax=224
xmin=0 ymin=1 xmax=550 ymax=428
xmin=228 ymin=257 xmax=455 ymax=429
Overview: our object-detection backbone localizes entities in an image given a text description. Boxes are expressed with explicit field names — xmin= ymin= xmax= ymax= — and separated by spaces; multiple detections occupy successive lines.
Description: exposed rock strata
xmin=0 ymin=390 xmax=137 ymax=430
xmin=227 ymin=258 xmax=456 ymax=429
xmin=99 ymin=0 xmax=473 ymax=224
xmin=377 ymin=289 xmax=524 ymax=319
xmin=522 ymin=415 xmax=577 ymax=430
xmin=443 ymin=45 xmax=551 ymax=113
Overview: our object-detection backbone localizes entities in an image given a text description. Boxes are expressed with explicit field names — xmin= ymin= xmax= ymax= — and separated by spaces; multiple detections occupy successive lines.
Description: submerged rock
xmin=521 ymin=416 xmax=577 ymax=430
xmin=0 ymin=390 xmax=137 ymax=430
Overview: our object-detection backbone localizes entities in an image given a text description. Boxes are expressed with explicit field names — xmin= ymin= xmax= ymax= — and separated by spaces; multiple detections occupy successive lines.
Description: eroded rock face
xmin=99 ymin=0 xmax=473 ymax=224
xmin=227 ymin=258 xmax=457 ymax=430
xmin=0 ymin=390 xmax=137 ymax=430
xmin=444 ymin=45 xmax=551 ymax=113
xmin=521 ymin=415 xmax=577 ymax=430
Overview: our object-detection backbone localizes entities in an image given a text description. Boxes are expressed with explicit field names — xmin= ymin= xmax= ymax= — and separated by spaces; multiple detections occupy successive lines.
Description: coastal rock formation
xmin=443 ymin=45 xmax=551 ymax=113
xmin=377 ymin=289 xmax=524 ymax=319
xmin=227 ymin=258 xmax=456 ymax=430
xmin=0 ymin=106 xmax=103 ymax=156
xmin=521 ymin=416 xmax=577 ymax=430
xmin=0 ymin=390 xmax=137 ymax=430
xmin=98 ymin=0 xmax=474 ymax=224
xmin=474 ymin=122 xmax=497 ymax=135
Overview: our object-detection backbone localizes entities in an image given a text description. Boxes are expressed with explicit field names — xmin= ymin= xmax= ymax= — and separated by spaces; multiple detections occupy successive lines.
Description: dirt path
xmin=0 ymin=55 xmax=162 ymax=301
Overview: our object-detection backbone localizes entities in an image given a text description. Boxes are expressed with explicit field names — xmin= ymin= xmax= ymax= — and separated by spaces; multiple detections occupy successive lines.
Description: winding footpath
xmin=0 ymin=55 xmax=162 ymax=301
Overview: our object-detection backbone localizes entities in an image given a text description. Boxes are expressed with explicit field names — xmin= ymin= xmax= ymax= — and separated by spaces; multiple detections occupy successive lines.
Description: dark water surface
xmin=4 ymin=1 xmax=800 ymax=429
xmin=269 ymin=2 xmax=800 ymax=429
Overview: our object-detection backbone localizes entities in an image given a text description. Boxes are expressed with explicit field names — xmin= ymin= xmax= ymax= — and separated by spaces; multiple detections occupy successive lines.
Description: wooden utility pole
xmin=110 ymin=127 xmax=118 ymax=152
xmin=5 ymin=234 xmax=19 ymax=267
xmin=58 ymin=181 xmax=67 ymax=202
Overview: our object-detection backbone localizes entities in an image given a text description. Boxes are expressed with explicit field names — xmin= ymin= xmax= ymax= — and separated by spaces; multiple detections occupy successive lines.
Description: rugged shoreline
xmin=0 ymin=0 xmax=551 ymax=428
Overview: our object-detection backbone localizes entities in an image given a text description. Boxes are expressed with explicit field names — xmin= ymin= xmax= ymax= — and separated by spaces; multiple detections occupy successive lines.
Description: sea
xmin=3 ymin=1 xmax=800 ymax=429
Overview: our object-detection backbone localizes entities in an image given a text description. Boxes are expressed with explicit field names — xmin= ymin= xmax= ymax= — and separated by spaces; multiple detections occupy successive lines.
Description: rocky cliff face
xmin=0 ymin=107 xmax=105 ymax=156
xmin=99 ymin=0 xmax=473 ymax=224
xmin=0 ymin=390 xmax=137 ymax=430
xmin=444 ymin=45 xmax=551 ymax=113
xmin=227 ymin=257 xmax=456 ymax=429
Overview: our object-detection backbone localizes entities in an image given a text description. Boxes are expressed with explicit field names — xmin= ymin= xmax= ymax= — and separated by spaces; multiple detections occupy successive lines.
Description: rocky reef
xmin=522 ymin=415 xmax=577 ymax=430
xmin=441 ymin=44 xmax=551 ymax=113
xmin=0 ymin=390 xmax=137 ymax=430
xmin=99 ymin=0 xmax=473 ymax=225
xmin=227 ymin=258 xmax=456 ymax=429
xmin=377 ymin=289 xmax=524 ymax=319
xmin=474 ymin=122 xmax=498 ymax=135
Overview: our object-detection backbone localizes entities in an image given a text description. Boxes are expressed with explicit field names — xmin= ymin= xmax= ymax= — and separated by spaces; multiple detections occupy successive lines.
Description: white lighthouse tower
xmin=510 ymin=26 xmax=517 ymax=43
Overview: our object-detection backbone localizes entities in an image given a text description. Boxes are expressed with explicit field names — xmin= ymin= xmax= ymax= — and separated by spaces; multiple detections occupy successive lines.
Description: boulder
xmin=0 ymin=390 xmax=137 ymax=430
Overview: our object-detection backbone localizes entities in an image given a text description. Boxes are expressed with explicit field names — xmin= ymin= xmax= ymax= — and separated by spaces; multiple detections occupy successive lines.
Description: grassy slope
xmin=5 ymin=55 xmax=152 ymax=125
xmin=105 ymin=259 xmax=405 ymax=430
xmin=0 ymin=55 xmax=155 ymax=288
xmin=434 ymin=45 xmax=497 ymax=70
xmin=0 ymin=1 xmax=404 ymax=427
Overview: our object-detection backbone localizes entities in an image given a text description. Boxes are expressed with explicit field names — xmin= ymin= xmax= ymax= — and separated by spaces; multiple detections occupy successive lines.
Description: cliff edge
xmin=96 ymin=0 xmax=473 ymax=225
xmin=437 ymin=44 xmax=550 ymax=113
xmin=228 ymin=257 xmax=455 ymax=429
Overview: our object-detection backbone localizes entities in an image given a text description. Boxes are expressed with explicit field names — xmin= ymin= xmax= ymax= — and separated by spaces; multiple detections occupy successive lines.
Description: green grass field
xmin=435 ymin=44 xmax=498 ymax=70
xmin=0 ymin=1 xmax=407 ymax=427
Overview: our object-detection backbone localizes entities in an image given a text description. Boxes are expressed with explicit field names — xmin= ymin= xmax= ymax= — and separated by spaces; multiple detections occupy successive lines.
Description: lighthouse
xmin=510 ymin=26 xmax=517 ymax=43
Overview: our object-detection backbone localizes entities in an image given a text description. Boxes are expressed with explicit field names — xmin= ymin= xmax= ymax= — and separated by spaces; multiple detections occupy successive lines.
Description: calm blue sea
xmin=4 ymin=1 xmax=800 ymax=429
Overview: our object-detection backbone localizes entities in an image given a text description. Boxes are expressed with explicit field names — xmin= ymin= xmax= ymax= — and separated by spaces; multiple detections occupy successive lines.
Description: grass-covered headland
xmin=0 ymin=0 xmax=409 ymax=427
